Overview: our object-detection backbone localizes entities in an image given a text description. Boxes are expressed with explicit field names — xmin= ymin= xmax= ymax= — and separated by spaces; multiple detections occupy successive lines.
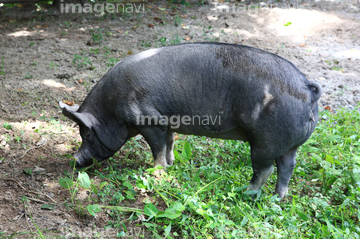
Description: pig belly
xmin=171 ymin=126 xmax=248 ymax=141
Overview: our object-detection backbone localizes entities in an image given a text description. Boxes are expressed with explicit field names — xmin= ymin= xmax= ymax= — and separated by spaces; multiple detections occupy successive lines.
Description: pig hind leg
xmin=275 ymin=147 xmax=297 ymax=198
xmin=249 ymin=148 xmax=274 ymax=192
xmin=165 ymin=132 xmax=175 ymax=166
xmin=137 ymin=127 xmax=168 ymax=167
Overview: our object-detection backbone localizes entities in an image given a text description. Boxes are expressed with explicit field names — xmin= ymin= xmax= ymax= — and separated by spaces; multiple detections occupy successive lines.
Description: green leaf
xmin=182 ymin=172 xmax=190 ymax=181
xmin=195 ymin=207 xmax=205 ymax=216
xmin=342 ymin=198 xmax=350 ymax=207
xmin=244 ymin=190 xmax=258 ymax=195
xmin=99 ymin=181 xmax=109 ymax=190
xmin=325 ymin=154 xmax=334 ymax=164
xmin=143 ymin=197 xmax=152 ymax=204
xmin=123 ymin=181 xmax=133 ymax=190
xmin=323 ymin=134 xmax=341 ymax=143
xmin=134 ymin=135 xmax=143 ymax=140
xmin=23 ymin=168 xmax=32 ymax=175
xmin=353 ymin=155 xmax=360 ymax=162
xmin=125 ymin=190 xmax=135 ymax=200
xmin=171 ymin=201 xmax=185 ymax=212
xmin=234 ymin=185 xmax=248 ymax=192
xmin=69 ymin=159 xmax=76 ymax=168
xmin=78 ymin=172 xmax=91 ymax=189
xmin=182 ymin=141 xmax=192 ymax=159
xmin=86 ymin=204 xmax=102 ymax=216
xmin=136 ymin=176 xmax=153 ymax=191
xmin=301 ymin=146 xmax=320 ymax=153
xmin=173 ymin=150 xmax=179 ymax=159
xmin=136 ymin=176 xmax=151 ymax=190
xmin=327 ymin=176 xmax=338 ymax=187
xmin=91 ymin=184 xmax=98 ymax=194
xmin=92 ymin=157 xmax=101 ymax=168
xmin=59 ymin=177 xmax=73 ymax=189
xmin=143 ymin=222 xmax=157 ymax=229
xmin=284 ymin=22 xmax=292 ymax=26
xmin=117 ymin=231 xmax=126 ymax=237
xmin=164 ymin=224 xmax=171 ymax=237
xmin=146 ymin=165 xmax=163 ymax=174
xmin=158 ymin=207 xmax=182 ymax=219
xmin=136 ymin=179 xmax=146 ymax=189
xmin=144 ymin=203 xmax=159 ymax=217
xmin=240 ymin=216 xmax=248 ymax=226
xmin=311 ymin=153 xmax=322 ymax=161
xmin=297 ymin=210 xmax=308 ymax=221
xmin=41 ymin=204 xmax=55 ymax=210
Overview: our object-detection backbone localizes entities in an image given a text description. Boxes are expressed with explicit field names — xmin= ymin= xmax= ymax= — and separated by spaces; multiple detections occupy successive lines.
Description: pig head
xmin=59 ymin=101 xmax=128 ymax=167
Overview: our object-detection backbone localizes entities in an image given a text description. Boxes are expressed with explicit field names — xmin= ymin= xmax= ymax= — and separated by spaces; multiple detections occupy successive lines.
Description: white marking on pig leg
xmin=154 ymin=146 xmax=167 ymax=168
xmin=276 ymin=185 xmax=289 ymax=198
xmin=167 ymin=143 xmax=175 ymax=166
xmin=166 ymin=132 xmax=175 ymax=166
xmin=153 ymin=146 xmax=167 ymax=177
xmin=262 ymin=84 xmax=274 ymax=108
xmin=249 ymin=165 xmax=274 ymax=191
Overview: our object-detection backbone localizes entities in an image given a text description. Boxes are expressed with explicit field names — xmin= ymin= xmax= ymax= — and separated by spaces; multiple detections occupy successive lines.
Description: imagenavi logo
xmin=60 ymin=0 xmax=147 ymax=16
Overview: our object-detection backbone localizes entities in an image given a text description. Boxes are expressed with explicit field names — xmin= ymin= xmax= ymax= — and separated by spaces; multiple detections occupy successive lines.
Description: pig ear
xmin=59 ymin=101 xmax=96 ymax=129
xmin=59 ymin=101 xmax=79 ymax=112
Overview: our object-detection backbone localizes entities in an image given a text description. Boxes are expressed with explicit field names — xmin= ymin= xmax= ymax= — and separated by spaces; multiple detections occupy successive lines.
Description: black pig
xmin=60 ymin=43 xmax=322 ymax=198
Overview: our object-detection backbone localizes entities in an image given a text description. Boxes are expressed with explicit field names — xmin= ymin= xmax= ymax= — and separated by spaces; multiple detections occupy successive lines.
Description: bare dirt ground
xmin=0 ymin=0 xmax=359 ymax=237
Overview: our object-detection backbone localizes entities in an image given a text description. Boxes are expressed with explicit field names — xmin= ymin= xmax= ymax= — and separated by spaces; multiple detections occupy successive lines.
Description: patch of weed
xmin=90 ymin=28 xmax=105 ymax=45
xmin=141 ymin=40 xmax=152 ymax=48
xmin=72 ymin=54 xmax=93 ymax=70
xmin=24 ymin=72 xmax=33 ymax=79
xmin=2 ymin=122 xmax=12 ymax=130
xmin=0 ymin=56 xmax=5 ymax=75
xmin=174 ymin=13 xmax=183 ymax=27
xmin=169 ymin=35 xmax=182 ymax=45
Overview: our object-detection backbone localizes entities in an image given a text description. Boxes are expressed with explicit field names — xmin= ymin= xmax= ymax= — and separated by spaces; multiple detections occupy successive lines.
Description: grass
xmin=326 ymin=59 xmax=344 ymax=72
xmin=72 ymin=54 xmax=93 ymax=70
xmin=23 ymin=72 xmax=33 ymax=79
xmin=2 ymin=122 xmax=12 ymax=130
xmin=90 ymin=28 xmax=105 ymax=45
xmin=0 ymin=56 xmax=5 ymax=75
xmin=56 ymin=106 xmax=360 ymax=238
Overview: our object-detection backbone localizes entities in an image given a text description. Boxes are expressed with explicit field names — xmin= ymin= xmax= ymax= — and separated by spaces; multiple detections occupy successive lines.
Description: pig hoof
xmin=166 ymin=159 xmax=174 ymax=167
xmin=74 ymin=158 xmax=93 ymax=169
xmin=153 ymin=168 xmax=166 ymax=177
xmin=75 ymin=159 xmax=86 ymax=168
xmin=275 ymin=186 xmax=288 ymax=198
xmin=166 ymin=152 xmax=175 ymax=166
xmin=246 ymin=188 xmax=260 ymax=200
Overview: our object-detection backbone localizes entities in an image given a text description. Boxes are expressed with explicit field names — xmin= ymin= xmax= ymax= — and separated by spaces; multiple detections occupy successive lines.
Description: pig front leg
xmin=154 ymin=146 xmax=167 ymax=168
xmin=275 ymin=147 xmax=297 ymax=198
xmin=137 ymin=126 xmax=169 ymax=168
